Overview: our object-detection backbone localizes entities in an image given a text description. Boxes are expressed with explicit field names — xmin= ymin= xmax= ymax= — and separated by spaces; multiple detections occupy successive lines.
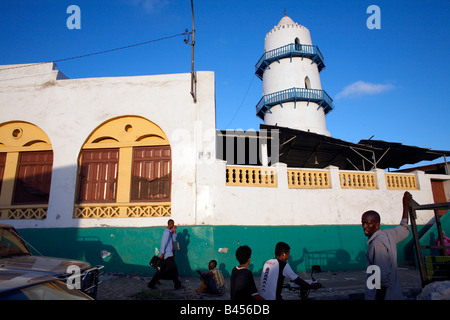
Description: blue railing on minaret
xmin=256 ymin=87 xmax=333 ymax=120
xmin=255 ymin=43 xmax=325 ymax=79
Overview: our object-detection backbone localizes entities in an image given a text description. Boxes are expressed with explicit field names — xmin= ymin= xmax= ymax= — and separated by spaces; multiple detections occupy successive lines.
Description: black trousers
xmin=149 ymin=256 xmax=182 ymax=288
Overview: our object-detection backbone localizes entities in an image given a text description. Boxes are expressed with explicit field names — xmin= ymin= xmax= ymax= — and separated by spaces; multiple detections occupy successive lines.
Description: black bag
xmin=149 ymin=255 xmax=163 ymax=271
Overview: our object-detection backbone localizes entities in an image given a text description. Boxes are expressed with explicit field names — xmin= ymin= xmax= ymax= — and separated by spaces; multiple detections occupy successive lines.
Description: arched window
xmin=304 ymin=76 xmax=311 ymax=89
xmin=0 ymin=121 xmax=53 ymax=219
xmin=295 ymin=37 xmax=302 ymax=51
xmin=74 ymin=116 xmax=171 ymax=218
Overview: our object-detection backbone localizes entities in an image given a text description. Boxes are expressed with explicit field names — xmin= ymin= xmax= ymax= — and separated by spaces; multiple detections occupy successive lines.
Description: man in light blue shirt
xmin=160 ymin=219 xmax=177 ymax=259
xmin=148 ymin=219 xmax=183 ymax=289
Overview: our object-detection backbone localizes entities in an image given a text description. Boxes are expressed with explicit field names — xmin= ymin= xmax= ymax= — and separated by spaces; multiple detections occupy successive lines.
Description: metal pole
xmin=409 ymin=201 xmax=427 ymax=287
xmin=444 ymin=154 xmax=449 ymax=175
xmin=190 ymin=0 xmax=196 ymax=102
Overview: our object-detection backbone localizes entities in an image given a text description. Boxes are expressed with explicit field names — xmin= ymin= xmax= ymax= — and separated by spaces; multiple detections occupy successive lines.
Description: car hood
xmin=0 ymin=255 xmax=90 ymax=276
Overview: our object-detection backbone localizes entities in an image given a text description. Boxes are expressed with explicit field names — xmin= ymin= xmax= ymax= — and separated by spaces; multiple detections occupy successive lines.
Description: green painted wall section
xmin=17 ymin=221 xmax=446 ymax=277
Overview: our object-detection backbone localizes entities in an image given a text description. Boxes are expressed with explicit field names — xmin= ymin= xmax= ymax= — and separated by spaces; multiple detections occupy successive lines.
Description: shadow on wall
xmin=175 ymin=228 xmax=192 ymax=276
xmin=290 ymin=248 xmax=366 ymax=272
xmin=18 ymin=228 xmax=154 ymax=275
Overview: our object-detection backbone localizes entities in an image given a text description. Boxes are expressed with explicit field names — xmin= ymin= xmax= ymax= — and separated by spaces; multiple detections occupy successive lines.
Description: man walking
xmin=148 ymin=219 xmax=183 ymax=289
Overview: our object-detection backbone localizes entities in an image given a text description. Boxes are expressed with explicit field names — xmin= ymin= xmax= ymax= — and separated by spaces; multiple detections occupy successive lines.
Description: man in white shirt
xmin=362 ymin=191 xmax=412 ymax=300
xmin=260 ymin=242 xmax=321 ymax=300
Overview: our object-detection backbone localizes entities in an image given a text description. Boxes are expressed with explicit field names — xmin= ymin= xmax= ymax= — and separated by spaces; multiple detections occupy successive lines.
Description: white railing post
xmin=375 ymin=168 xmax=387 ymax=191
xmin=327 ymin=165 xmax=341 ymax=190
xmin=273 ymin=162 xmax=288 ymax=190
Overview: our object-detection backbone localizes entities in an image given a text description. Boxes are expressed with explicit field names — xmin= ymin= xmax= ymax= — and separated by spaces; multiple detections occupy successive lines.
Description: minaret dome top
xmin=277 ymin=14 xmax=295 ymax=26
xmin=264 ymin=15 xmax=312 ymax=51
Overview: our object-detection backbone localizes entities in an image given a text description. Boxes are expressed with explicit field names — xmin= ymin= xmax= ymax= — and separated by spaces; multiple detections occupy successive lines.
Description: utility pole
xmin=189 ymin=0 xmax=196 ymax=103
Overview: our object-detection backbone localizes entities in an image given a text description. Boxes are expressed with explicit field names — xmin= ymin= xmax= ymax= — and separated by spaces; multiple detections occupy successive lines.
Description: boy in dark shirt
xmin=230 ymin=245 xmax=264 ymax=300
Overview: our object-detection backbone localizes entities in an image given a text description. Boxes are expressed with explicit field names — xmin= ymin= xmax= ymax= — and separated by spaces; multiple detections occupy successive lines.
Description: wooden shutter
xmin=77 ymin=149 xmax=119 ymax=203
xmin=131 ymin=146 xmax=171 ymax=202
xmin=12 ymin=151 xmax=53 ymax=205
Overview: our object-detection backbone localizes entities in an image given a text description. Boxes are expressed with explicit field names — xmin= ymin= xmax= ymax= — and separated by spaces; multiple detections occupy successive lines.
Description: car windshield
xmin=0 ymin=228 xmax=31 ymax=258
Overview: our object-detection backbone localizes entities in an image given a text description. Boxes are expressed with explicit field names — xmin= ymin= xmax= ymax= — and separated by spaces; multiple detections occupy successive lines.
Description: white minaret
xmin=255 ymin=14 xmax=333 ymax=136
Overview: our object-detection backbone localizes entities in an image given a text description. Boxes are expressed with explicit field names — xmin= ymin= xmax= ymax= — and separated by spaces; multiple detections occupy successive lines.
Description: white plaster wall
xmin=263 ymin=102 xmax=329 ymax=136
xmin=262 ymin=58 xmax=322 ymax=94
xmin=0 ymin=63 xmax=215 ymax=229
xmin=196 ymin=163 xmax=440 ymax=227
xmin=0 ymin=63 xmax=67 ymax=86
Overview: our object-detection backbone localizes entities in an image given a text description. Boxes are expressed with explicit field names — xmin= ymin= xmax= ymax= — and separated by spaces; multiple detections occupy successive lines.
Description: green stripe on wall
xmin=16 ymin=223 xmax=440 ymax=277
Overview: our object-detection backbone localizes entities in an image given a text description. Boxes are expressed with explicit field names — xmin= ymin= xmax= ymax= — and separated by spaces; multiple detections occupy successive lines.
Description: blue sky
xmin=1 ymin=0 xmax=449 ymax=167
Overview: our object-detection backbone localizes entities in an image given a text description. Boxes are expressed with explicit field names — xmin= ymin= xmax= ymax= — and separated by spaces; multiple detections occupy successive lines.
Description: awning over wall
xmin=260 ymin=124 xmax=450 ymax=171
xmin=357 ymin=139 xmax=450 ymax=170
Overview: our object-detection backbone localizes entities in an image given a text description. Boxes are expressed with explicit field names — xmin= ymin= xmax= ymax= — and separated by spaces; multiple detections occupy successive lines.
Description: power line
xmin=0 ymin=31 xmax=189 ymax=71
xmin=225 ymin=75 xmax=256 ymax=129
xmin=54 ymin=32 xmax=188 ymax=63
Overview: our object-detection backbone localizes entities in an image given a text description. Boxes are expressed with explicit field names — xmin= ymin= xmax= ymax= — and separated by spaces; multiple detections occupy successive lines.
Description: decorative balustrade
xmin=339 ymin=172 xmax=377 ymax=189
xmin=255 ymin=43 xmax=325 ymax=79
xmin=0 ymin=205 xmax=47 ymax=219
xmin=287 ymin=169 xmax=330 ymax=189
xmin=73 ymin=203 xmax=171 ymax=218
xmin=225 ymin=166 xmax=422 ymax=191
xmin=256 ymin=87 xmax=333 ymax=120
xmin=226 ymin=166 xmax=277 ymax=187
xmin=385 ymin=173 xmax=418 ymax=190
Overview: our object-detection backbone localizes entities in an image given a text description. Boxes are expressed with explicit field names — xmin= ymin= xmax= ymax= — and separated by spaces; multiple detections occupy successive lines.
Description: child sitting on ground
xmin=197 ymin=260 xmax=225 ymax=295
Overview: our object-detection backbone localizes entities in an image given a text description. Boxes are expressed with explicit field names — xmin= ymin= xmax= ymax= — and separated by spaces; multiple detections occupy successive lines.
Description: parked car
xmin=0 ymin=268 xmax=93 ymax=300
xmin=0 ymin=224 xmax=103 ymax=298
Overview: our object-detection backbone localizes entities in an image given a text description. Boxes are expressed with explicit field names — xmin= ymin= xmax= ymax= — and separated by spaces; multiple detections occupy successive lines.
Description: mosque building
xmin=0 ymin=14 xmax=449 ymax=276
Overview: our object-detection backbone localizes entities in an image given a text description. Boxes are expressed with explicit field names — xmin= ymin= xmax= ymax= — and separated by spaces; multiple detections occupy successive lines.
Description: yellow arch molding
xmin=82 ymin=116 xmax=169 ymax=149
xmin=0 ymin=121 xmax=52 ymax=152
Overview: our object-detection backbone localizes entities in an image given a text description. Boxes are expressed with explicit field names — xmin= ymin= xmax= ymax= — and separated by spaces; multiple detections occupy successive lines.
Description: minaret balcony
xmin=256 ymin=87 xmax=333 ymax=120
xmin=255 ymin=43 xmax=325 ymax=79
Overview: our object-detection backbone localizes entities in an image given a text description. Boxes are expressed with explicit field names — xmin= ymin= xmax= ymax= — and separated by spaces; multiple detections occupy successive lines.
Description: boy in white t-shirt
xmin=260 ymin=242 xmax=321 ymax=300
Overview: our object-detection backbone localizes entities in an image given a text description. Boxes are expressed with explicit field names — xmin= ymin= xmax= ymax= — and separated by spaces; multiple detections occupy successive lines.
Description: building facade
xmin=1 ymin=16 xmax=449 ymax=277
